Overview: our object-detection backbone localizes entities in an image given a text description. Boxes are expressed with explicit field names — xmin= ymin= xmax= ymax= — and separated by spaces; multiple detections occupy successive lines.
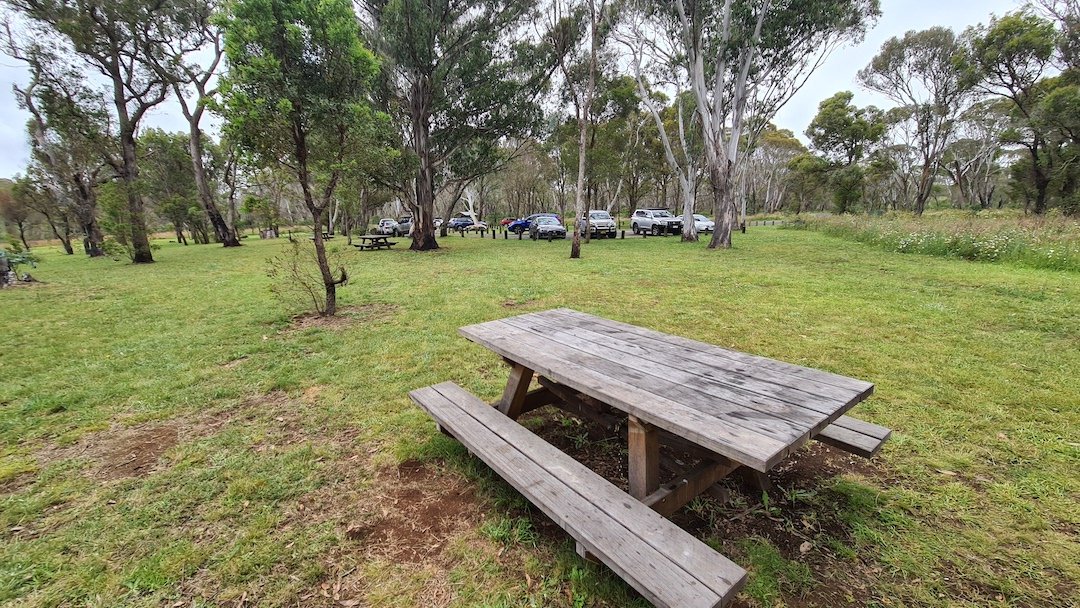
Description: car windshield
xmin=589 ymin=212 xmax=611 ymax=219
xmin=694 ymin=215 xmax=708 ymax=221
xmin=536 ymin=217 xmax=557 ymax=225
xmin=653 ymin=210 xmax=672 ymax=217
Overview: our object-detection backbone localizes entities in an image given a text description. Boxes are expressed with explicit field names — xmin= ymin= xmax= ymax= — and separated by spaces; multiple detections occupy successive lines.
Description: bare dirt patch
xmin=285 ymin=303 xmax=399 ymax=332
xmin=345 ymin=460 xmax=484 ymax=564
xmin=37 ymin=424 xmax=179 ymax=481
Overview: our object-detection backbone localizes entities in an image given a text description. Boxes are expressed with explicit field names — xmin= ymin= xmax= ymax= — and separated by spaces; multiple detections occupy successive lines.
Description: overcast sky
xmin=0 ymin=0 xmax=1022 ymax=180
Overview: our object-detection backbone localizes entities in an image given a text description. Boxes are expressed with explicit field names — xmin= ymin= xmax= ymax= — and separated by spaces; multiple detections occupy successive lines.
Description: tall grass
xmin=786 ymin=211 xmax=1080 ymax=272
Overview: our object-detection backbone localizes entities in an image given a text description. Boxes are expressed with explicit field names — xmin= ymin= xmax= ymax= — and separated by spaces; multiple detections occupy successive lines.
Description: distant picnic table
xmin=353 ymin=234 xmax=396 ymax=250
xmin=411 ymin=308 xmax=890 ymax=608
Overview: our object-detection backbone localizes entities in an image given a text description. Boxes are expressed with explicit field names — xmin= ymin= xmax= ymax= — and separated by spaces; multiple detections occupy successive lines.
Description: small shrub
xmin=266 ymin=238 xmax=348 ymax=315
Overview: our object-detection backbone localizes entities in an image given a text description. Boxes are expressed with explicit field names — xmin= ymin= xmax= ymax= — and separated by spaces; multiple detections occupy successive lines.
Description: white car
xmin=579 ymin=210 xmax=617 ymax=238
xmin=676 ymin=214 xmax=715 ymax=233
xmin=376 ymin=218 xmax=398 ymax=235
xmin=631 ymin=208 xmax=683 ymax=235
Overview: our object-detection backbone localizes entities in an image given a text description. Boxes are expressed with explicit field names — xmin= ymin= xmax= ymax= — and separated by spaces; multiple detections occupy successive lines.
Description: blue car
xmin=508 ymin=213 xmax=561 ymax=234
xmin=447 ymin=216 xmax=474 ymax=230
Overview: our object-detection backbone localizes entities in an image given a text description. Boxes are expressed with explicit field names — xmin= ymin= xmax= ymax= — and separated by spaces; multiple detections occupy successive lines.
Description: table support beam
xmin=538 ymin=378 xmax=623 ymax=431
xmin=643 ymin=458 xmax=740 ymax=517
xmin=628 ymin=416 xmax=660 ymax=500
xmin=498 ymin=363 xmax=534 ymax=419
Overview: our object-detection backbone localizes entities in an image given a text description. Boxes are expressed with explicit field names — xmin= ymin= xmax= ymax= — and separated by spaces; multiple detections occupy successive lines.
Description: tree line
xmin=1 ymin=0 xmax=1075 ymax=314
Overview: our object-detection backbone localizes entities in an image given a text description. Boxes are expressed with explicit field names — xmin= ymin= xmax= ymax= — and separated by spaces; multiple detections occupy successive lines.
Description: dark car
xmin=510 ymin=213 xmax=561 ymax=234
xmin=529 ymin=216 xmax=567 ymax=240
xmin=447 ymin=215 xmax=474 ymax=230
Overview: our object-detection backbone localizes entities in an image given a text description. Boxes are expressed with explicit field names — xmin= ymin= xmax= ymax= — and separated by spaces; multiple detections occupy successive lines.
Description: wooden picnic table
xmin=459 ymin=307 xmax=881 ymax=512
xmin=413 ymin=307 xmax=889 ymax=607
xmin=353 ymin=234 xmax=396 ymax=250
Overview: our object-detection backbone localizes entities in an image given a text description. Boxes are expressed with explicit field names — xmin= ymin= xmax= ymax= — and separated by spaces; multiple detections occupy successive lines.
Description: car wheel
xmin=632 ymin=223 xmax=638 ymax=235
xmin=652 ymin=225 xmax=660 ymax=236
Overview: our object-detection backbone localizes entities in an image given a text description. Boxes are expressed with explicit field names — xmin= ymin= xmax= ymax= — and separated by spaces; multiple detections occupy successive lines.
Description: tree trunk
xmin=190 ymin=125 xmax=240 ymax=247
xmin=707 ymin=161 xmax=736 ymax=249
xmin=116 ymin=114 xmax=153 ymax=263
xmin=408 ymin=76 xmax=439 ymax=251
xmin=914 ymin=161 xmax=934 ymax=215
xmin=311 ymin=215 xmax=338 ymax=316
xmin=17 ymin=221 xmax=31 ymax=251
xmin=569 ymin=0 xmax=600 ymax=260
xmin=1030 ymin=139 xmax=1051 ymax=215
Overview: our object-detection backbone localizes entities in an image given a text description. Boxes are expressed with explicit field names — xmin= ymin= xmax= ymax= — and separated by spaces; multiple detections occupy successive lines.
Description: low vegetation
xmin=2 ymin=229 xmax=1077 ymax=607
xmin=787 ymin=211 xmax=1080 ymax=272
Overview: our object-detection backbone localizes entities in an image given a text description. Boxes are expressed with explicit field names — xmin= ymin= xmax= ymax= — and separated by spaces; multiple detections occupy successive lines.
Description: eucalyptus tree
xmin=360 ymin=0 xmax=557 ymax=251
xmin=139 ymin=0 xmax=238 ymax=246
xmin=805 ymin=91 xmax=885 ymax=167
xmin=940 ymin=99 xmax=1010 ymax=209
xmin=964 ymin=12 xmax=1060 ymax=213
xmin=219 ymin=0 xmax=392 ymax=316
xmin=741 ymin=124 xmax=804 ymax=215
xmin=0 ymin=180 xmax=33 ymax=250
xmin=9 ymin=60 xmax=110 ymax=256
xmin=12 ymin=173 xmax=74 ymax=253
xmin=858 ymin=27 xmax=978 ymax=215
xmin=139 ymin=129 xmax=201 ymax=244
xmin=0 ymin=0 xmax=205 ymax=263
xmin=649 ymin=0 xmax=880 ymax=248
xmin=620 ymin=10 xmax=703 ymax=241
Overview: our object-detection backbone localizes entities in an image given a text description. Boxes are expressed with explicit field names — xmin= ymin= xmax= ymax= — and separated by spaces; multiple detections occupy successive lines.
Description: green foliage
xmin=265 ymin=237 xmax=348 ymax=315
xmin=805 ymin=91 xmax=885 ymax=166
xmin=218 ymin=0 xmax=390 ymax=190
xmin=789 ymin=212 xmax=1080 ymax=271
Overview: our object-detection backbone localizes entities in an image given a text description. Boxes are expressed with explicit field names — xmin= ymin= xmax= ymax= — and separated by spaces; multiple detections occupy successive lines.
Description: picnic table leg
xmin=497 ymin=363 xmax=534 ymax=419
xmin=628 ymin=415 xmax=660 ymax=500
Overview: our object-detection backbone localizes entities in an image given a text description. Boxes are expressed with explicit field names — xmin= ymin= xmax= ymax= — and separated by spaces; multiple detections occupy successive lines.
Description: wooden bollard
xmin=518 ymin=231 xmax=523 ymax=240
xmin=491 ymin=229 xmax=495 ymax=240
xmin=503 ymin=230 xmax=508 ymax=239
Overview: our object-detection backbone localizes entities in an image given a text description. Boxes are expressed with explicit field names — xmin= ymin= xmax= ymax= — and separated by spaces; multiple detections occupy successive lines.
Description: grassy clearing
xmin=788 ymin=211 xmax=1080 ymax=272
xmin=1 ymin=229 xmax=1077 ymax=607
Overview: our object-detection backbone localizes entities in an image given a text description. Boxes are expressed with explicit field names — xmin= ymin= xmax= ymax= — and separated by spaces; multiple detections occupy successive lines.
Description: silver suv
xmin=631 ymin=208 xmax=682 ymax=235
xmin=579 ymin=210 xmax=617 ymax=238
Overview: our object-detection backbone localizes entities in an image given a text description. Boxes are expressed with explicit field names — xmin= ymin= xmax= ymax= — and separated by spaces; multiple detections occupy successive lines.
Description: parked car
xmin=508 ymin=213 xmax=559 ymax=234
xmin=529 ymin=216 xmax=567 ymax=240
xmin=434 ymin=217 xmax=443 ymax=228
xmin=499 ymin=217 xmax=516 ymax=226
xmin=395 ymin=216 xmax=413 ymax=236
xmin=447 ymin=214 xmax=475 ymax=230
xmin=376 ymin=218 xmax=399 ymax=235
xmin=465 ymin=221 xmax=489 ymax=232
xmin=507 ymin=218 xmax=531 ymax=234
xmin=675 ymin=213 xmax=714 ymax=233
xmin=579 ymin=210 xmax=617 ymax=238
xmin=631 ymin=208 xmax=682 ymax=235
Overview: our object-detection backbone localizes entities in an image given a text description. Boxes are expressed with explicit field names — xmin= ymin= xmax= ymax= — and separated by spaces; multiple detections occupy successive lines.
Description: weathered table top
xmin=459 ymin=308 xmax=874 ymax=472
xmin=358 ymin=234 xmax=391 ymax=240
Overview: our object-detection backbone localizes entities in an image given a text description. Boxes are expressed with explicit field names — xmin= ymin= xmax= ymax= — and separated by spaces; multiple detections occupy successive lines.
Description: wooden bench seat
xmin=815 ymin=415 xmax=891 ymax=458
xmin=410 ymin=381 xmax=747 ymax=608
xmin=354 ymin=241 xmax=396 ymax=250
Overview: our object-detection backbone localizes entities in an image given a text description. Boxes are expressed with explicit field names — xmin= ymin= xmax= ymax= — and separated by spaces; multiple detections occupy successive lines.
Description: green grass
xmin=789 ymin=211 xmax=1080 ymax=272
xmin=1 ymin=228 xmax=1078 ymax=607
